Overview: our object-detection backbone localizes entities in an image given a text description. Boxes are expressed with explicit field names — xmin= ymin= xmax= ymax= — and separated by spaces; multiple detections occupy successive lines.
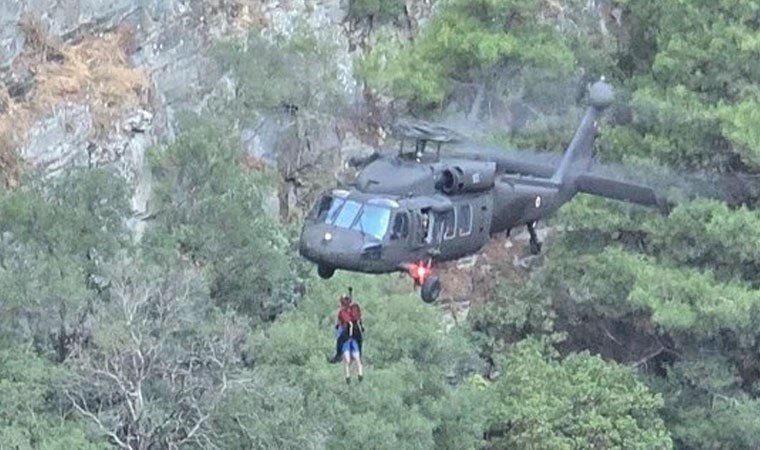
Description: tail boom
xmin=574 ymin=174 xmax=664 ymax=209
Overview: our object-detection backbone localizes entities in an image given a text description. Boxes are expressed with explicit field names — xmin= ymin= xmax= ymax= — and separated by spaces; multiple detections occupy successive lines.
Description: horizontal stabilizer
xmin=575 ymin=174 xmax=661 ymax=208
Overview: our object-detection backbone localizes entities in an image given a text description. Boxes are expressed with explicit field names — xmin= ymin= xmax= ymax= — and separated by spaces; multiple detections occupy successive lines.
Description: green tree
xmin=0 ymin=168 xmax=131 ymax=361
xmin=486 ymin=339 xmax=672 ymax=449
xmin=0 ymin=343 xmax=106 ymax=449
xmin=146 ymin=114 xmax=301 ymax=321
xmin=643 ymin=199 xmax=760 ymax=285
xmin=468 ymin=279 xmax=560 ymax=362
xmin=655 ymin=355 xmax=760 ymax=450
xmin=543 ymin=198 xmax=760 ymax=448
xmin=357 ymin=1 xmax=760 ymax=447
xmin=604 ymin=0 xmax=760 ymax=171
xmin=359 ymin=0 xmax=575 ymax=109
xmin=216 ymin=26 xmax=345 ymax=117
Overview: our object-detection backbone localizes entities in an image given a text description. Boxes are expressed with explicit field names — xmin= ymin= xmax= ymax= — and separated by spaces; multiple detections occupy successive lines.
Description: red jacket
xmin=337 ymin=307 xmax=353 ymax=327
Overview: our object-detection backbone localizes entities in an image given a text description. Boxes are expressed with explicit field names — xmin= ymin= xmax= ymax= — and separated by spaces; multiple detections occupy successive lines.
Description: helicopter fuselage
xmin=298 ymin=155 xmax=568 ymax=280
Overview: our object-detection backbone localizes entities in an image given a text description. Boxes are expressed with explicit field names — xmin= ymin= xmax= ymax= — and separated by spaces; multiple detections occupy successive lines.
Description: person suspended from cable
xmin=350 ymin=301 xmax=364 ymax=355
xmin=341 ymin=319 xmax=363 ymax=384
xmin=328 ymin=288 xmax=364 ymax=376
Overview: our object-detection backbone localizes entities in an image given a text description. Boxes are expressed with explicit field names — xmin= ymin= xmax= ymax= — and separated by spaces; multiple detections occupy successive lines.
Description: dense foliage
xmin=359 ymin=0 xmax=575 ymax=108
xmin=1 ymin=0 xmax=758 ymax=448
xmin=146 ymin=114 xmax=301 ymax=321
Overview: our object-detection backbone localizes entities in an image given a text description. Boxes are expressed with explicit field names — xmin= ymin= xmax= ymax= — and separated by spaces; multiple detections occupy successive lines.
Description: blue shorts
xmin=342 ymin=339 xmax=360 ymax=354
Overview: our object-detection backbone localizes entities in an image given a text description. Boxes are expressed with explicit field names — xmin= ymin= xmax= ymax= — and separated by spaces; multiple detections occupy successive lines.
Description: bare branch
xmin=59 ymin=261 xmax=251 ymax=449
xmin=631 ymin=345 xmax=665 ymax=368
xmin=176 ymin=412 xmax=211 ymax=447
xmin=66 ymin=390 xmax=131 ymax=450
xmin=601 ymin=325 xmax=623 ymax=348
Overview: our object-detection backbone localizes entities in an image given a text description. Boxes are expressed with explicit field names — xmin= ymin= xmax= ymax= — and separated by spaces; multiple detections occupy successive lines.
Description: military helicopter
xmin=298 ymin=80 xmax=665 ymax=303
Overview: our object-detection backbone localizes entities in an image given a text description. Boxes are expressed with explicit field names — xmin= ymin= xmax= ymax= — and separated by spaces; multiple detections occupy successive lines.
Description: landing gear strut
xmin=527 ymin=222 xmax=542 ymax=255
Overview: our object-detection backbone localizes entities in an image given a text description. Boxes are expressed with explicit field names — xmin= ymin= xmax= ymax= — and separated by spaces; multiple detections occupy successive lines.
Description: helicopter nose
xmin=298 ymin=224 xmax=368 ymax=267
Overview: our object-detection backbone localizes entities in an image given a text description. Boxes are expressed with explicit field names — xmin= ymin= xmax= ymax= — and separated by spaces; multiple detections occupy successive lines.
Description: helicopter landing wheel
xmin=317 ymin=265 xmax=335 ymax=279
xmin=421 ymin=275 xmax=441 ymax=303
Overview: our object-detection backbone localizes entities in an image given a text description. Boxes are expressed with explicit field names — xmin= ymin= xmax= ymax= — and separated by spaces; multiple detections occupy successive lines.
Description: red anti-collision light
xmin=409 ymin=261 xmax=429 ymax=284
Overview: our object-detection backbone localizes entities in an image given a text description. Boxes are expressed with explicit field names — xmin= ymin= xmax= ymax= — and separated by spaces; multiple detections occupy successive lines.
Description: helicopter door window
xmin=458 ymin=204 xmax=472 ymax=236
xmin=418 ymin=210 xmax=432 ymax=244
xmin=441 ymin=209 xmax=455 ymax=240
xmin=391 ymin=212 xmax=409 ymax=240
xmin=426 ymin=215 xmax=436 ymax=243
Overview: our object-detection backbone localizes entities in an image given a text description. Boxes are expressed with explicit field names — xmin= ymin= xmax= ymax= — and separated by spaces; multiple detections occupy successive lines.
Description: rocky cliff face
xmin=1 ymin=0 xmax=405 ymax=227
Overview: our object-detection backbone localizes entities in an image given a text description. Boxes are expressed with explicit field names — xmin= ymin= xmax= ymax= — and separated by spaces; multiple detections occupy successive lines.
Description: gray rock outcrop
xmin=2 ymin=0 xmax=365 ymax=230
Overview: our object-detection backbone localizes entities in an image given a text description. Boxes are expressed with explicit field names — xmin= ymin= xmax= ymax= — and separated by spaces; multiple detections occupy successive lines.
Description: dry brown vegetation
xmin=439 ymin=235 xmax=536 ymax=308
xmin=225 ymin=0 xmax=268 ymax=32
xmin=0 ymin=19 xmax=148 ymax=186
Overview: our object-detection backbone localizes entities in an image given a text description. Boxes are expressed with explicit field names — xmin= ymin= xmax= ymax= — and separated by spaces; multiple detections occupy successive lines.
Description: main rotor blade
xmin=446 ymin=143 xmax=561 ymax=178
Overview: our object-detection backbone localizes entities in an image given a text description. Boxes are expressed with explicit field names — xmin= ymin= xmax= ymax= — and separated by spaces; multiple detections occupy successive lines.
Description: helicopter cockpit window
xmin=441 ymin=209 xmax=455 ymax=240
xmin=352 ymin=204 xmax=392 ymax=240
xmin=315 ymin=195 xmax=341 ymax=222
xmin=391 ymin=212 xmax=409 ymax=240
xmin=458 ymin=204 xmax=472 ymax=236
xmin=333 ymin=199 xmax=362 ymax=229
xmin=320 ymin=197 xmax=392 ymax=240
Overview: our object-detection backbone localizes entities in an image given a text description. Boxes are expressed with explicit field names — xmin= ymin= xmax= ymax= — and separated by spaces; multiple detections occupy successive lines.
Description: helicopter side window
xmin=441 ymin=209 xmax=455 ymax=240
xmin=458 ymin=204 xmax=472 ymax=236
xmin=391 ymin=212 xmax=409 ymax=240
